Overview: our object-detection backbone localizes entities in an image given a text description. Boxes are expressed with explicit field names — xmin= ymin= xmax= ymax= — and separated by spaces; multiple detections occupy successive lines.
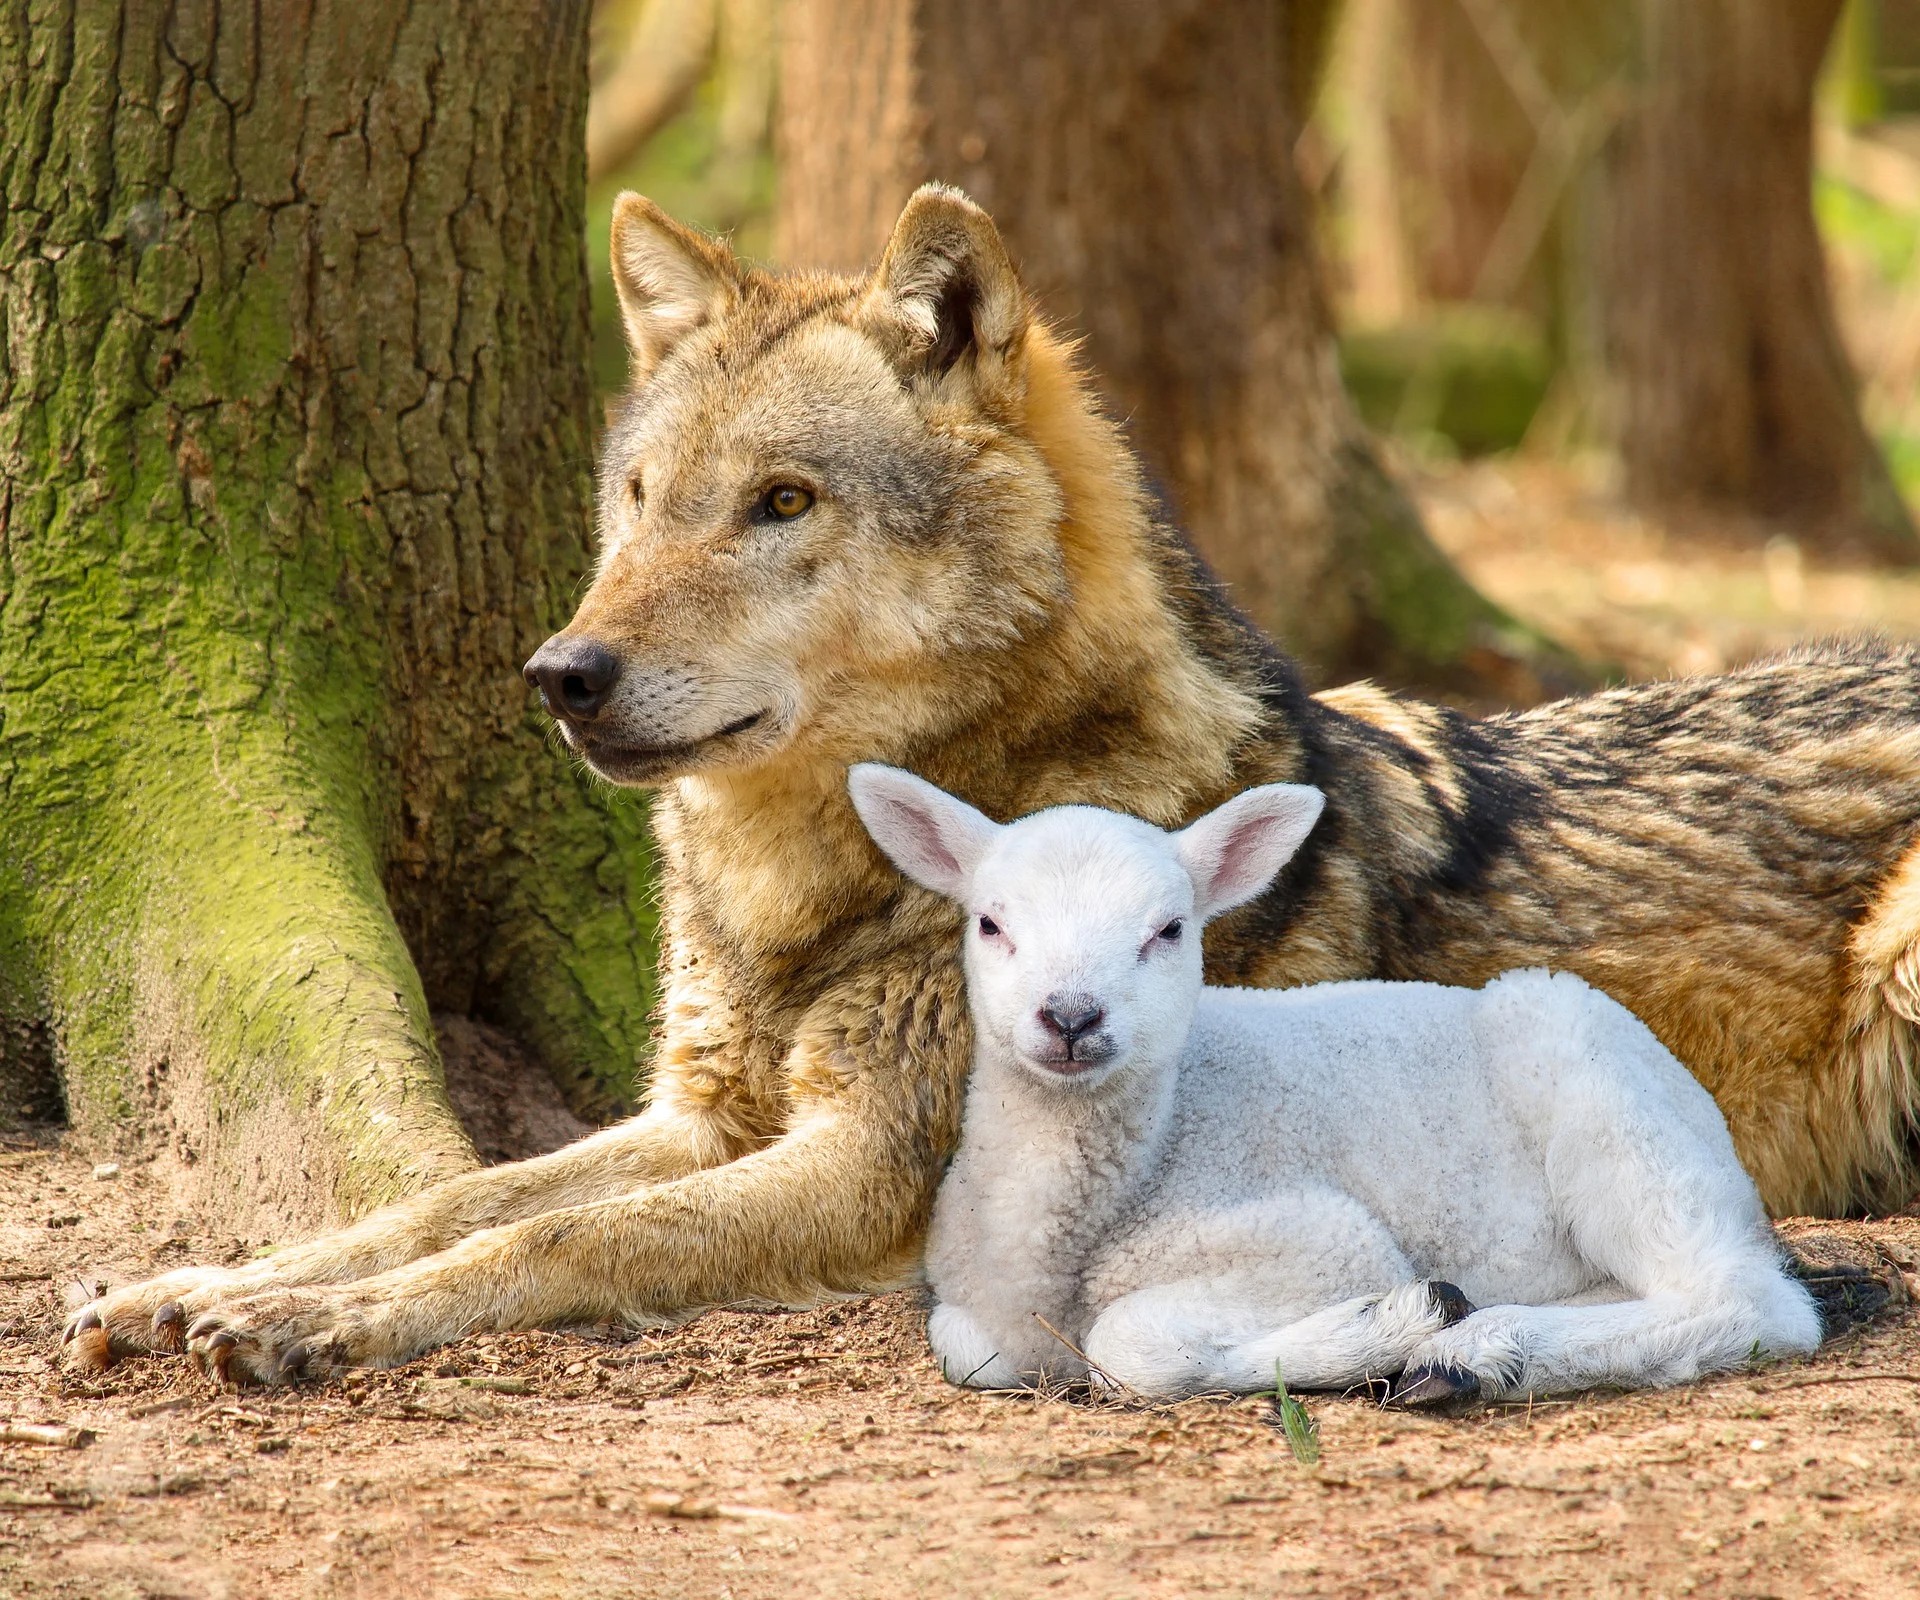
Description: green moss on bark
xmin=0 ymin=0 xmax=656 ymax=1227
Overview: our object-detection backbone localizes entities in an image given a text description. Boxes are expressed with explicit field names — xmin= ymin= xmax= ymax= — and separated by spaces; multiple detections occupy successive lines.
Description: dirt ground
xmin=2 ymin=1131 xmax=1919 ymax=1600
xmin=12 ymin=467 xmax=1920 ymax=1600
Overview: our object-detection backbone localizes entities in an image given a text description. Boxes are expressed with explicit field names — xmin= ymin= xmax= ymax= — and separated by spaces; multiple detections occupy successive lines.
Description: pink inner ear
xmin=1210 ymin=822 xmax=1268 ymax=904
xmin=888 ymin=798 xmax=961 ymax=878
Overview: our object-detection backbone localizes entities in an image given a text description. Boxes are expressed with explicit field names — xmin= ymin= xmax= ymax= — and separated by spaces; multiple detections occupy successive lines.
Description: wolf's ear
xmin=1175 ymin=785 xmax=1325 ymax=923
xmin=848 ymin=764 xmax=1001 ymax=901
xmin=861 ymin=185 xmax=1030 ymax=407
xmin=609 ymin=193 xmax=738 ymax=381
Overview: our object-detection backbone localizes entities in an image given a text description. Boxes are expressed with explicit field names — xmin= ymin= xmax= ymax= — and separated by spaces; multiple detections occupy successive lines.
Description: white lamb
xmin=848 ymin=765 xmax=1823 ymax=1405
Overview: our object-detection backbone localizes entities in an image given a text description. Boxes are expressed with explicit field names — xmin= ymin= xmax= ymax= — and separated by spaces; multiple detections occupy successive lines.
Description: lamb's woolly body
xmin=880 ymin=784 xmax=1822 ymax=1401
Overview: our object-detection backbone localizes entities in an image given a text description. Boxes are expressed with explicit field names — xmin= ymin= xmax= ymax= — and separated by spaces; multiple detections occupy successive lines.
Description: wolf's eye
xmin=628 ymin=477 xmax=644 ymax=510
xmin=977 ymin=915 xmax=1001 ymax=938
xmin=1157 ymin=919 xmax=1184 ymax=942
xmin=764 ymin=484 xmax=814 ymax=520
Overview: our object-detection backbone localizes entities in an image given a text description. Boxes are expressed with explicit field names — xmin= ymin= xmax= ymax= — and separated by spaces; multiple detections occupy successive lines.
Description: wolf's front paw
xmin=180 ymin=1286 xmax=407 ymax=1386
xmin=62 ymin=1264 xmax=268 ymax=1366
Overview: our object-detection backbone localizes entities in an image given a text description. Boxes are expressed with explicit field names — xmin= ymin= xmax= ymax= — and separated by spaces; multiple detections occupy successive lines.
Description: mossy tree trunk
xmin=775 ymin=0 xmax=1587 ymax=701
xmin=0 ymin=0 xmax=657 ymax=1232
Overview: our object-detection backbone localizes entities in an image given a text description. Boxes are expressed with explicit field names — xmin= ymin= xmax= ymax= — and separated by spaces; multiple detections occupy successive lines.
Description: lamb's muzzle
xmin=848 ymin=763 xmax=1824 ymax=1404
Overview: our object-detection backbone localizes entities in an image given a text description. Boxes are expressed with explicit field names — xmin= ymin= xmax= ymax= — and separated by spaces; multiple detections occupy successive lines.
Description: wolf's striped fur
xmin=71 ymin=187 xmax=1920 ymax=1379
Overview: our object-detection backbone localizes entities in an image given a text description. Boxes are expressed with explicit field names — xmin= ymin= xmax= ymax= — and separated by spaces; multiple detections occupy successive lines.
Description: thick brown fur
xmin=70 ymin=187 xmax=1920 ymax=1382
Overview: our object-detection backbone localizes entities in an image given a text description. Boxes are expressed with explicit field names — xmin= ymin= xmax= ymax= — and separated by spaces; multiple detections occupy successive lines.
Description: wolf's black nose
xmin=1039 ymin=995 xmax=1106 ymax=1047
xmin=524 ymin=636 xmax=621 ymax=721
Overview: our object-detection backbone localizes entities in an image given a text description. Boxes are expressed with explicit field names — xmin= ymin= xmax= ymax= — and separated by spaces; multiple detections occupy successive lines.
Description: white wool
xmin=849 ymin=765 xmax=1823 ymax=1402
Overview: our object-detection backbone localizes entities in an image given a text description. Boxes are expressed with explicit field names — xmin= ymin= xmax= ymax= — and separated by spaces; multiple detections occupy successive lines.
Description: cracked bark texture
xmin=0 ymin=0 xmax=658 ymax=1232
xmin=775 ymin=0 xmax=1588 ymax=701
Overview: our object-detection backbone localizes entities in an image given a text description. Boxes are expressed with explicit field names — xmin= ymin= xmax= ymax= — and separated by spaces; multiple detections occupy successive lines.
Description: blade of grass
xmin=1273 ymin=1363 xmax=1320 ymax=1467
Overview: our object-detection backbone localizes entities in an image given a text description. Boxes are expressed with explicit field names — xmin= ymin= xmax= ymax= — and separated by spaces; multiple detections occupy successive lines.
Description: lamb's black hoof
xmin=1388 ymin=1363 xmax=1481 ymax=1411
xmin=1427 ymin=1281 xmax=1475 ymax=1328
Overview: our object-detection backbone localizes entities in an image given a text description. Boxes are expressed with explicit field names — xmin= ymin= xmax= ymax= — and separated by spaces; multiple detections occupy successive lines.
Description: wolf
xmin=67 ymin=185 xmax=1920 ymax=1382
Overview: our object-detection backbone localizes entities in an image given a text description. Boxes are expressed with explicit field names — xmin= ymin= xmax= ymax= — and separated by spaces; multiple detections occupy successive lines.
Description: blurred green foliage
xmin=1339 ymin=309 xmax=1552 ymax=459
xmin=1815 ymin=168 xmax=1920 ymax=498
xmin=587 ymin=77 xmax=776 ymax=401
xmin=1817 ymin=171 xmax=1920 ymax=280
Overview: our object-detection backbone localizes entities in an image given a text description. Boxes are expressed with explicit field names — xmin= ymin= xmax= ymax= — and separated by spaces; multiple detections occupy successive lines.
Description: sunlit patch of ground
xmin=1416 ymin=454 xmax=1920 ymax=689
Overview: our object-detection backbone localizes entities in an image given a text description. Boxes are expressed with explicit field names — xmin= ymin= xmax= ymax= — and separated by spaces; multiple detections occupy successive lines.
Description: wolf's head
xmin=525 ymin=185 xmax=1087 ymax=787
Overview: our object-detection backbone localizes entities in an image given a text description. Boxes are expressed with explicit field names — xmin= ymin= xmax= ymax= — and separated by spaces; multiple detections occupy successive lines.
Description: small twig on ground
xmin=0 ymin=1271 xmax=52 ymax=1283
xmin=126 ymin=1395 xmax=198 ymax=1420
xmin=1032 ymin=1313 xmax=1126 ymax=1394
xmin=1759 ymin=1371 xmax=1920 ymax=1393
xmin=415 ymin=1375 xmax=531 ymax=1395
xmin=741 ymin=1351 xmax=843 ymax=1372
xmin=0 ymin=1422 xmax=93 ymax=1448
xmin=0 ymin=1490 xmax=93 ymax=1511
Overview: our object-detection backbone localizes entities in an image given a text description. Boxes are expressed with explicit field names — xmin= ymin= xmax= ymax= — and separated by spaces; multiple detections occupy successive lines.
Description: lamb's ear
xmin=1175 ymin=785 xmax=1325 ymax=922
xmin=609 ymin=192 xmax=738 ymax=380
xmin=860 ymin=184 xmax=1030 ymax=406
xmin=848 ymin=764 xmax=1000 ymax=901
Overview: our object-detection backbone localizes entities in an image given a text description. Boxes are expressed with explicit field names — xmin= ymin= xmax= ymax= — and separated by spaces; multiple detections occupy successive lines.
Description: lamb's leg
xmin=1395 ymin=1278 xmax=1821 ymax=1405
xmin=65 ymin=1103 xmax=734 ymax=1360
xmin=1083 ymin=1278 xmax=1472 ymax=1400
xmin=1399 ymin=1012 xmax=1825 ymax=1404
xmin=928 ymin=1302 xmax=1057 ymax=1390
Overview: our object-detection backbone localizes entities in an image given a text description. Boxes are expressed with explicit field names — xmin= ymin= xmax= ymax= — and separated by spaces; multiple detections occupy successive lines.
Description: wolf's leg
xmin=1082 ymin=1279 xmax=1469 ymax=1400
xmin=171 ymin=1095 xmax=933 ymax=1382
xmin=67 ymin=1102 xmax=735 ymax=1359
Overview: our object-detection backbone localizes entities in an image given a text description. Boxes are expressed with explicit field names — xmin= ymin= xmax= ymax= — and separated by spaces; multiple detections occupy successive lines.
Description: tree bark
xmin=1597 ymin=0 xmax=1918 ymax=561
xmin=0 ymin=0 xmax=657 ymax=1232
xmin=774 ymin=0 xmax=1587 ymax=701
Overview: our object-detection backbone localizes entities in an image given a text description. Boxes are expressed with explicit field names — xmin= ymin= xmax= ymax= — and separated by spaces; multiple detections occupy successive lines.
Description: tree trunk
xmin=0 ymin=0 xmax=657 ymax=1233
xmin=774 ymin=0 xmax=1587 ymax=702
xmin=1598 ymin=0 xmax=1918 ymax=561
xmin=1378 ymin=0 xmax=1536 ymax=308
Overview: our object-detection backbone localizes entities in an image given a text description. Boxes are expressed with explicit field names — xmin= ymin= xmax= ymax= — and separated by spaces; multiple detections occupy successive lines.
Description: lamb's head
xmin=848 ymin=766 xmax=1325 ymax=1088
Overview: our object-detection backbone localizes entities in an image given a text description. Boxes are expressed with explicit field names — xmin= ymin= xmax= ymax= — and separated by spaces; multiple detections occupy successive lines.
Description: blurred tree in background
xmin=771 ymin=0 xmax=1582 ymax=699
xmin=769 ymin=0 xmax=1585 ymax=702
xmin=1327 ymin=0 xmax=1920 ymax=562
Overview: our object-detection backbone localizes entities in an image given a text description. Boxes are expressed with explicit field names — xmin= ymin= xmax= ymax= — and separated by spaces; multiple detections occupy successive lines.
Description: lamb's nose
xmin=523 ymin=636 xmax=620 ymax=722
xmin=1039 ymin=995 xmax=1106 ymax=1046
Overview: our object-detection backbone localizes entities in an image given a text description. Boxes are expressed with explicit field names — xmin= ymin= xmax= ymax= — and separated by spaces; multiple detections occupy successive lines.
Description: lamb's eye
xmin=1157 ymin=919 xmax=1184 ymax=942
xmin=977 ymin=915 xmax=1001 ymax=938
xmin=764 ymin=484 xmax=814 ymax=520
